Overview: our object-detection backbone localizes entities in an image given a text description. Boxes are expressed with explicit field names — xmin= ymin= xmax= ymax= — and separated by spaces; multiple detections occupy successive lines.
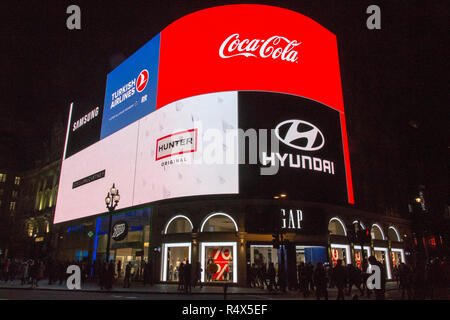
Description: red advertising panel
xmin=157 ymin=4 xmax=354 ymax=203
xmin=157 ymin=4 xmax=344 ymax=112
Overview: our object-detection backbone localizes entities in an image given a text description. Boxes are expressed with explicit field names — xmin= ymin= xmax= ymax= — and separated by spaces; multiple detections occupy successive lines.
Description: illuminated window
xmin=10 ymin=202 xmax=16 ymax=211
xmin=388 ymin=226 xmax=401 ymax=242
xmin=201 ymin=213 xmax=238 ymax=232
xmin=328 ymin=217 xmax=347 ymax=236
xmin=371 ymin=224 xmax=385 ymax=240
xmin=14 ymin=176 xmax=20 ymax=185
xmin=12 ymin=190 xmax=18 ymax=198
xmin=165 ymin=215 xmax=193 ymax=234
xmin=0 ymin=174 xmax=6 ymax=183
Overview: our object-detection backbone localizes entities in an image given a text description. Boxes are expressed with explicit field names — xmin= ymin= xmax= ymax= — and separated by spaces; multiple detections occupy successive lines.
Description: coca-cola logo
xmin=219 ymin=33 xmax=301 ymax=63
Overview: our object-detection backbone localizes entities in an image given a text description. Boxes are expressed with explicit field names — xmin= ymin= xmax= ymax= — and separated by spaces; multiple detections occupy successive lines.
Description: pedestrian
xmin=178 ymin=261 xmax=185 ymax=291
xmin=21 ymin=259 xmax=29 ymax=285
xmin=184 ymin=260 xmax=192 ymax=294
xmin=107 ymin=261 xmax=115 ymax=290
xmin=123 ymin=262 xmax=132 ymax=288
xmin=368 ymin=256 xmax=386 ymax=300
xmin=193 ymin=262 xmax=202 ymax=288
xmin=267 ymin=262 xmax=276 ymax=293
xmin=347 ymin=263 xmax=364 ymax=296
xmin=277 ymin=261 xmax=286 ymax=293
xmin=29 ymin=260 xmax=38 ymax=288
xmin=117 ymin=260 xmax=122 ymax=279
xmin=313 ymin=262 xmax=328 ymax=300
xmin=333 ymin=259 xmax=346 ymax=300
xmin=399 ymin=263 xmax=412 ymax=300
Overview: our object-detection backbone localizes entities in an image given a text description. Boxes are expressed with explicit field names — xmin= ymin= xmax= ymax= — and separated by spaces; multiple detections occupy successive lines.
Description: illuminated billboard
xmin=54 ymin=4 xmax=353 ymax=224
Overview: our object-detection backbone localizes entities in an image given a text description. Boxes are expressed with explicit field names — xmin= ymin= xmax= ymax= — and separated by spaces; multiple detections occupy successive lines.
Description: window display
xmin=162 ymin=243 xmax=191 ymax=281
xmin=201 ymin=242 xmax=237 ymax=283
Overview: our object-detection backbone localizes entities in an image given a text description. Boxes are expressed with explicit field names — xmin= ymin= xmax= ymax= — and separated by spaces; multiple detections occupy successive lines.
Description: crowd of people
xmin=1 ymin=255 xmax=449 ymax=299
xmin=0 ymin=257 xmax=154 ymax=290
xmin=247 ymin=256 xmax=450 ymax=300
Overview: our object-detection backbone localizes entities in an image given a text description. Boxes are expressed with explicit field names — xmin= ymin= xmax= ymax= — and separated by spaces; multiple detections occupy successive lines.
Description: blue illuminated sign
xmin=101 ymin=34 xmax=160 ymax=139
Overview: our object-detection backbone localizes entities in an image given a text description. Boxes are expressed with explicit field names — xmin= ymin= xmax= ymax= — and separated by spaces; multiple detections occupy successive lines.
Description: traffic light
xmin=357 ymin=228 xmax=371 ymax=244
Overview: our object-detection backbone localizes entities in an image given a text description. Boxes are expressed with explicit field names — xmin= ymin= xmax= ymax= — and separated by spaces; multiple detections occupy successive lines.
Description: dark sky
xmin=1 ymin=0 xmax=448 ymax=197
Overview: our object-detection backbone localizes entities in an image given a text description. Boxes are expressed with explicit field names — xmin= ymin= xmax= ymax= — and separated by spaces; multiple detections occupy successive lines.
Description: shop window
xmin=373 ymin=247 xmax=392 ymax=279
xmin=201 ymin=213 xmax=238 ymax=232
xmin=388 ymin=226 xmax=401 ymax=242
xmin=371 ymin=224 xmax=385 ymax=240
xmin=250 ymin=245 xmax=278 ymax=270
xmin=162 ymin=243 xmax=192 ymax=281
xmin=328 ymin=217 xmax=347 ymax=236
xmin=165 ymin=215 xmax=193 ymax=234
xmin=330 ymin=244 xmax=351 ymax=266
xmin=201 ymin=242 xmax=237 ymax=283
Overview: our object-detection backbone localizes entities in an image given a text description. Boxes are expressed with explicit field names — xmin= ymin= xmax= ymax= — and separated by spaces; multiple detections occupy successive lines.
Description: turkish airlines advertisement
xmin=55 ymin=4 xmax=354 ymax=224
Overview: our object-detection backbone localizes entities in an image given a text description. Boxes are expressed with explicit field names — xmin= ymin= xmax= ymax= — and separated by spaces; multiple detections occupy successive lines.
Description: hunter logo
xmin=112 ymin=221 xmax=128 ymax=241
xmin=156 ymin=129 xmax=198 ymax=161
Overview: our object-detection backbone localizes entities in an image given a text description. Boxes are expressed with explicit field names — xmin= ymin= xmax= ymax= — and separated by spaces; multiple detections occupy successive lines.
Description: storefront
xmin=56 ymin=207 xmax=151 ymax=279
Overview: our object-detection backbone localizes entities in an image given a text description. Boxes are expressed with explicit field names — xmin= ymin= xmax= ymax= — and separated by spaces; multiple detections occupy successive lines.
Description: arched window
xmin=200 ymin=213 xmax=238 ymax=232
xmin=388 ymin=226 xmax=401 ymax=242
xmin=328 ymin=217 xmax=347 ymax=236
xmin=164 ymin=215 xmax=193 ymax=234
xmin=371 ymin=224 xmax=385 ymax=240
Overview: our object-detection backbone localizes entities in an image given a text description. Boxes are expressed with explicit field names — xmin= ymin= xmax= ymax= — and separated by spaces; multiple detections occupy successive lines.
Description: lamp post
xmin=105 ymin=183 xmax=120 ymax=263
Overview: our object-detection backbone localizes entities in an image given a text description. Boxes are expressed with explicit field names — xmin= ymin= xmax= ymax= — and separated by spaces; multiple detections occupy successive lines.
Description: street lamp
xmin=105 ymin=183 xmax=120 ymax=263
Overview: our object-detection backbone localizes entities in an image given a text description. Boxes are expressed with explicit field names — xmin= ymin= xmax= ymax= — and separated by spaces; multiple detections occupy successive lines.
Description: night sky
xmin=1 ymin=0 xmax=448 ymax=209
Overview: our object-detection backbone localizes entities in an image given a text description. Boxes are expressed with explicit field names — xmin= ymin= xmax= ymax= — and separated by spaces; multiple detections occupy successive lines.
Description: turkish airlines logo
xmin=275 ymin=119 xmax=325 ymax=151
xmin=219 ymin=33 xmax=300 ymax=63
xmin=136 ymin=69 xmax=149 ymax=92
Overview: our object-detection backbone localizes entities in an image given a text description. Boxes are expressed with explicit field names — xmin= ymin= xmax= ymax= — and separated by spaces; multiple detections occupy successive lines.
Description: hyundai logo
xmin=275 ymin=119 xmax=325 ymax=151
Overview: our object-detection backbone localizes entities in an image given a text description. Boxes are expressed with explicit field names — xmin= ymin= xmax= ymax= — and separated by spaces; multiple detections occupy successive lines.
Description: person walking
xmin=193 ymin=262 xmax=203 ymax=288
xmin=333 ymin=259 xmax=346 ymax=300
xmin=116 ymin=260 xmax=122 ymax=279
xmin=399 ymin=263 xmax=412 ymax=300
xmin=368 ymin=256 xmax=386 ymax=300
xmin=184 ymin=260 xmax=192 ymax=294
xmin=178 ymin=261 xmax=185 ymax=291
xmin=267 ymin=262 xmax=276 ymax=293
xmin=123 ymin=262 xmax=132 ymax=288
xmin=313 ymin=262 xmax=328 ymax=300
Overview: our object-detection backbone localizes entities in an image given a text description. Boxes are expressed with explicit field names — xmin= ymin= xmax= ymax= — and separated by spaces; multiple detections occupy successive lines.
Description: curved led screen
xmin=54 ymin=4 xmax=353 ymax=224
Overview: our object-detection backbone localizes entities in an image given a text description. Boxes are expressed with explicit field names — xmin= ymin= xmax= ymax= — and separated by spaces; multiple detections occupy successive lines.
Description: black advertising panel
xmin=65 ymin=103 xmax=103 ymax=159
xmin=245 ymin=204 xmax=327 ymax=236
xmin=238 ymin=92 xmax=348 ymax=205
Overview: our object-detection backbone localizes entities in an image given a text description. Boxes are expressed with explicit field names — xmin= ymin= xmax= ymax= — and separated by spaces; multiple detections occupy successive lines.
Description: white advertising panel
xmin=54 ymin=92 xmax=239 ymax=224
xmin=133 ymin=91 xmax=238 ymax=204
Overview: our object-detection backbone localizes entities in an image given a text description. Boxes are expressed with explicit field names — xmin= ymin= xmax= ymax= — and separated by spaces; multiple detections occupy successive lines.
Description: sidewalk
xmin=0 ymin=279 xmax=400 ymax=295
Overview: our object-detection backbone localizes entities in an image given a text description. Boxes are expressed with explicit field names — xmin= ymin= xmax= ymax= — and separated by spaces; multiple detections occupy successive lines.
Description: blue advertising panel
xmin=101 ymin=34 xmax=160 ymax=139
